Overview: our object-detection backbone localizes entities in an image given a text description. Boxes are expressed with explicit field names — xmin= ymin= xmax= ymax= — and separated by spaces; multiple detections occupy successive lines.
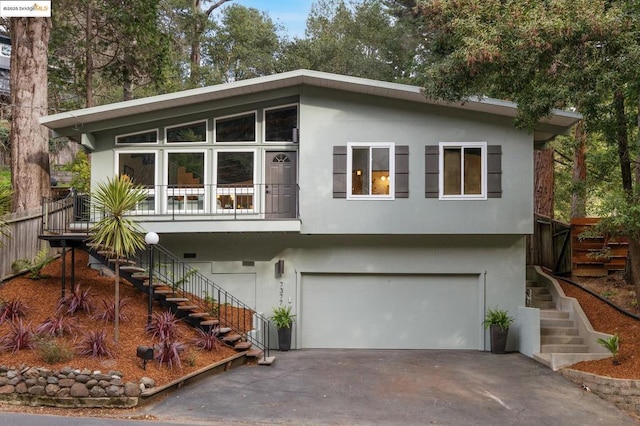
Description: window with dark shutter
xmin=425 ymin=143 xmax=502 ymax=199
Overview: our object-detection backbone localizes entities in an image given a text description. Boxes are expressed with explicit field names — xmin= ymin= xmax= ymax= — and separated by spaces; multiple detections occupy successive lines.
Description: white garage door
xmin=300 ymin=274 xmax=482 ymax=349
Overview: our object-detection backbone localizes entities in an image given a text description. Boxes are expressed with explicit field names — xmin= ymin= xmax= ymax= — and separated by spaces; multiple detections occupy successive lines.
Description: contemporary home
xmin=40 ymin=70 xmax=581 ymax=352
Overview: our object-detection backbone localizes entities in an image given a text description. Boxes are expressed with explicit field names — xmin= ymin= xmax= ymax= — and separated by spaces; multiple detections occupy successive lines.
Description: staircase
xmin=527 ymin=267 xmax=612 ymax=370
xmin=84 ymin=242 xmax=274 ymax=365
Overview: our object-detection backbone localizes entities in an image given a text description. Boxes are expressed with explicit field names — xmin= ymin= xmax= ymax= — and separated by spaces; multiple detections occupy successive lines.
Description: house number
xmin=279 ymin=281 xmax=284 ymax=305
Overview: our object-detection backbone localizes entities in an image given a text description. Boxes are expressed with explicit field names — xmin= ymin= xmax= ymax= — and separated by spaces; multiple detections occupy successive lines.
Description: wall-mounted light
xmin=275 ymin=259 xmax=285 ymax=278
xmin=381 ymin=176 xmax=386 ymax=182
xmin=356 ymin=169 xmax=362 ymax=176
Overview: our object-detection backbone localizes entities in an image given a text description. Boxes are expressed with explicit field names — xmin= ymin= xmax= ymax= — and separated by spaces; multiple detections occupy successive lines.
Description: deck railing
xmin=41 ymin=183 xmax=299 ymax=234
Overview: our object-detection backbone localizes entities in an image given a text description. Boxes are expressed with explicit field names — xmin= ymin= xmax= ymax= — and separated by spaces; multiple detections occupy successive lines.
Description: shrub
xmin=192 ymin=327 xmax=223 ymax=352
xmin=12 ymin=248 xmax=55 ymax=279
xmin=76 ymin=330 xmax=114 ymax=359
xmin=35 ymin=315 xmax=79 ymax=337
xmin=57 ymin=284 xmax=93 ymax=315
xmin=146 ymin=310 xmax=180 ymax=341
xmin=0 ymin=297 xmax=29 ymax=324
xmin=93 ymin=297 xmax=130 ymax=323
xmin=0 ymin=319 xmax=35 ymax=352
xmin=154 ymin=340 xmax=186 ymax=370
xmin=37 ymin=338 xmax=74 ymax=364
xmin=597 ymin=334 xmax=620 ymax=365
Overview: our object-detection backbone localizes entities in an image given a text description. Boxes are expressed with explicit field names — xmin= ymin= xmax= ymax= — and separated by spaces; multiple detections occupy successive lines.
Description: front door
xmin=265 ymin=152 xmax=297 ymax=219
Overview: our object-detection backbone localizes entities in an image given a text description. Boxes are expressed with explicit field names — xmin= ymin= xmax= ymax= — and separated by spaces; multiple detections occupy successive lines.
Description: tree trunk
xmin=571 ymin=121 xmax=587 ymax=219
xmin=10 ymin=17 xmax=52 ymax=213
xmin=85 ymin=1 xmax=95 ymax=108
xmin=534 ymin=147 xmax=554 ymax=218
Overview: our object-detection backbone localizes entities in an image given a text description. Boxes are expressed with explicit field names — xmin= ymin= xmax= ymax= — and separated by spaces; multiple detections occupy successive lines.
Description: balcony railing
xmin=41 ymin=183 xmax=299 ymax=235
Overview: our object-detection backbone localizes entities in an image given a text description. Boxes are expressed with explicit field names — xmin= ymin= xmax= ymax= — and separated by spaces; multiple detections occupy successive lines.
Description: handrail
xmin=130 ymin=243 xmax=271 ymax=361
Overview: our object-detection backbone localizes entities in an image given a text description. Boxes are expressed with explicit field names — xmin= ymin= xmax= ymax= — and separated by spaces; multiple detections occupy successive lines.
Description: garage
xmin=299 ymin=273 xmax=483 ymax=349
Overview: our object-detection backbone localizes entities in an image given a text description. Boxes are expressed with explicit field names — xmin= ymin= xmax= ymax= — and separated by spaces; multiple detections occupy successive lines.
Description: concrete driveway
xmin=141 ymin=349 xmax=638 ymax=425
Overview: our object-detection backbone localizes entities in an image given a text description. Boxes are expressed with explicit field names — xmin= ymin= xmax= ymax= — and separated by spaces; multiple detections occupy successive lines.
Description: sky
xmin=223 ymin=0 xmax=315 ymax=39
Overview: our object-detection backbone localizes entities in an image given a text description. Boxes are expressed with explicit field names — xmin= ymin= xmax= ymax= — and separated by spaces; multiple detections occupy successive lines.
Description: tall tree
xmin=10 ymin=17 xmax=51 ymax=212
xmin=203 ymin=5 xmax=282 ymax=83
xmin=282 ymin=0 xmax=416 ymax=82
xmin=409 ymin=0 xmax=640 ymax=302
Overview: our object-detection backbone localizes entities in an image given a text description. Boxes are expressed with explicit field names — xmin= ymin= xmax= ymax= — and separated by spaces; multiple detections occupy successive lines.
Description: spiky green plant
xmin=597 ymin=334 xmax=620 ymax=365
xmin=12 ymin=248 xmax=55 ymax=279
xmin=89 ymin=175 xmax=147 ymax=343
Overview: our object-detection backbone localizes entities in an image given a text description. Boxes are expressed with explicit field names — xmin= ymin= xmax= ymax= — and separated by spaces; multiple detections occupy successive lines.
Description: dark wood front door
xmin=265 ymin=152 xmax=297 ymax=218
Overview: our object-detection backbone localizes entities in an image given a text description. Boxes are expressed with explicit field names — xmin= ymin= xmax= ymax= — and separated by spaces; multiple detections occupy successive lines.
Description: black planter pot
xmin=489 ymin=324 xmax=509 ymax=354
xmin=277 ymin=327 xmax=292 ymax=351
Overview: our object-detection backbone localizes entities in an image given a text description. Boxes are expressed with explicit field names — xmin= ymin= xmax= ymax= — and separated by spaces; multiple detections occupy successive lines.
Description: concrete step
xmin=531 ymin=301 xmax=556 ymax=309
xmin=527 ymin=286 xmax=550 ymax=295
xmin=541 ymin=344 xmax=589 ymax=353
xmin=541 ymin=335 xmax=584 ymax=345
xmin=541 ymin=326 xmax=579 ymax=336
xmin=532 ymin=294 xmax=553 ymax=302
xmin=526 ymin=280 xmax=542 ymax=287
xmin=541 ymin=318 xmax=575 ymax=328
xmin=540 ymin=310 xmax=570 ymax=320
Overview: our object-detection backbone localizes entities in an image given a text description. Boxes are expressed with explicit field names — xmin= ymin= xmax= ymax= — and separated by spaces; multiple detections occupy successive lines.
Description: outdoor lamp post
xmin=145 ymin=232 xmax=159 ymax=326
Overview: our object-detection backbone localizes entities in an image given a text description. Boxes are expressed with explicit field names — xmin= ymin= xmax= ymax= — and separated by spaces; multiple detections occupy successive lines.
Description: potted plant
xmin=482 ymin=307 xmax=514 ymax=354
xmin=272 ymin=305 xmax=295 ymax=351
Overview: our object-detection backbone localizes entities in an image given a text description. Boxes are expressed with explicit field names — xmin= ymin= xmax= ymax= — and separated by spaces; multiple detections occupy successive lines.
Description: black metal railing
xmin=131 ymin=243 xmax=271 ymax=361
xmin=41 ymin=183 xmax=299 ymax=234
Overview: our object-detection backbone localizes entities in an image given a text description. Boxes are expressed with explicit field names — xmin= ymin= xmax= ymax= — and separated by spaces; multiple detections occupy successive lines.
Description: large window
xmin=264 ymin=105 xmax=298 ymax=142
xmin=347 ymin=143 xmax=394 ymax=200
xmin=116 ymin=129 xmax=158 ymax=145
xmin=215 ymin=151 xmax=255 ymax=212
xmin=166 ymin=121 xmax=207 ymax=143
xmin=167 ymin=151 xmax=206 ymax=213
xmin=215 ymin=112 xmax=256 ymax=143
xmin=439 ymin=142 xmax=486 ymax=199
xmin=117 ymin=152 xmax=156 ymax=212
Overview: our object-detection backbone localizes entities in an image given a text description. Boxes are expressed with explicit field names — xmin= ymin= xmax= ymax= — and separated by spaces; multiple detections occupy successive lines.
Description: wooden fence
xmin=571 ymin=217 xmax=627 ymax=277
xmin=527 ymin=214 xmax=572 ymax=275
xmin=0 ymin=207 xmax=58 ymax=282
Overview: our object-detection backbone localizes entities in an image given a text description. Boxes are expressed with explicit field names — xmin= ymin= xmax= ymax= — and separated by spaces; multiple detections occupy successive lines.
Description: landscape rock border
xmin=0 ymin=352 xmax=249 ymax=409
xmin=561 ymin=368 xmax=640 ymax=416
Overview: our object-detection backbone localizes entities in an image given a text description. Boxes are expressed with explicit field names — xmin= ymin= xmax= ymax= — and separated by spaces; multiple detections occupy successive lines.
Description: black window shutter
xmin=487 ymin=145 xmax=502 ymax=198
xmin=425 ymin=145 xmax=439 ymax=198
xmin=333 ymin=146 xmax=347 ymax=198
xmin=395 ymin=146 xmax=409 ymax=198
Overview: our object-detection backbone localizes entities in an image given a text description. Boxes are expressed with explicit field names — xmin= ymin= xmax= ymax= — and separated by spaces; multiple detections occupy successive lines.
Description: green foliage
xmin=0 ymin=181 xmax=11 ymax=248
xmin=89 ymin=175 xmax=147 ymax=259
xmin=37 ymin=338 xmax=74 ymax=364
xmin=597 ymin=334 xmax=620 ymax=365
xmin=271 ymin=305 xmax=295 ymax=329
xmin=62 ymin=150 xmax=91 ymax=193
xmin=12 ymin=249 xmax=55 ymax=280
xmin=482 ymin=307 xmax=514 ymax=331
xmin=599 ymin=290 xmax=617 ymax=299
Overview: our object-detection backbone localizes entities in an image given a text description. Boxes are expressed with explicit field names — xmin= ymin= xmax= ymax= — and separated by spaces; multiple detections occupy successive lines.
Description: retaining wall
xmin=0 ymin=365 xmax=156 ymax=408
xmin=561 ymin=369 xmax=640 ymax=416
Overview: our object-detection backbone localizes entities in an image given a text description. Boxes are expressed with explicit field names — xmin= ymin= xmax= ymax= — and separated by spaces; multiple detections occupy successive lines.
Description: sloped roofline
xmin=40 ymin=69 xmax=581 ymax=141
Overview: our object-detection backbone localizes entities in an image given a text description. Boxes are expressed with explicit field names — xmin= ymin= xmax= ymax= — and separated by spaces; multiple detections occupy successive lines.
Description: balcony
xmin=41 ymin=183 xmax=300 ymax=236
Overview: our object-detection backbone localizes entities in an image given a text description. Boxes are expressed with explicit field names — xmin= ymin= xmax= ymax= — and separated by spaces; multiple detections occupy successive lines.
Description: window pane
xmin=351 ymin=147 xmax=370 ymax=195
xmin=371 ymin=148 xmax=390 ymax=195
xmin=119 ymin=153 xmax=155 ymax=187
xmin=167 ymin=122 xmax=207 ymax=143
xmin=443 ymin=148 xmax=461 ymax=195
xmin=117 ymin=130 xmax=157 ymax=144
xmin=168 ymin=152 xmax=204 ymax=187
xmin=265 ymin=106 xmax=297 ymax=141
xmin=217 ymin=152 xmax=254 ymax=186
xmin=464 ymin=148 xmax=482 ymax=195
xmin=216 ymin=113 xmax=255 ymax=142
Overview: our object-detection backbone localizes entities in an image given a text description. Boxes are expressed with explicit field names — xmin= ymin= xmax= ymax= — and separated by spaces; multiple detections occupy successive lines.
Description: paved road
xmin=138 ymin=349 xmax=638 ymax=425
